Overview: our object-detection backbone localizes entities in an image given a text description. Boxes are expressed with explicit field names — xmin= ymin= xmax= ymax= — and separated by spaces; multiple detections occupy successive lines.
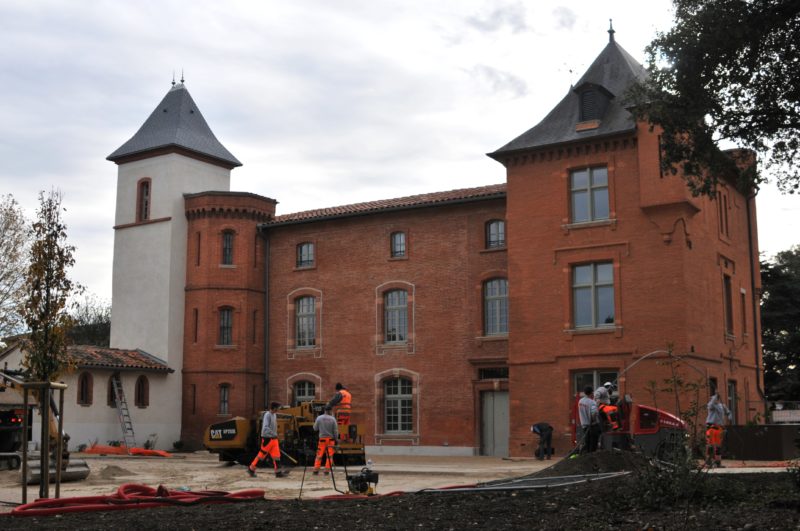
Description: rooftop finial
xmin=171 ymin=71 xmax=176 ymax=86
xmin=608 ymin=19 xmax=615 ymax=42
xmin=181 ymin=69 xmax=185 ymax=84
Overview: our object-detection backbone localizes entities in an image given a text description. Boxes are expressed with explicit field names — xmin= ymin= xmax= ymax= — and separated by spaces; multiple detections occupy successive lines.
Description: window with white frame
xmin=485 ymin=220 xmax=506 ymax=248
xmin=293 ymin=381 xmax=316 ymax=405
xmin=384 ymin=377 xmax=413 ymax=433
xmin=384 ymin=290 xmax=408 ymax=343
xmin=570 ymin=167 xmax=609 ymax=223
xmin=573 ymin=262 xmax=614 ymax=328
xmin=573 ymin=370 xmax=618 ymax=395
xmin=390 ymin=231 xmax=406 ymax=258
xmin=295 ymin=296 xmax=316 ymax=348
xmin=483 ymin=278 xmax=508 ymax=335
xmin=296 ymin=242 xmax=314 ymax=268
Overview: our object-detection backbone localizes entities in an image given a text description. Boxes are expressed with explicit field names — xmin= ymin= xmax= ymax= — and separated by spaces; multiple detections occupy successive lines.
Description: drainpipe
xmin=258 ymin=225 xmax=270 ymax=408
xmin=745 ymin=192 xmax=767 ymax=411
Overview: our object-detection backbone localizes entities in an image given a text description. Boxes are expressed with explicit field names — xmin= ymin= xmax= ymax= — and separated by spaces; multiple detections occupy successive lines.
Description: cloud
xmin=552 ymin=6 xmax=577 ymax=30
xmin=466 ymin=2 xmax=529 ymax=33
xmin=469 ymin=65 xmax=528 ymax=98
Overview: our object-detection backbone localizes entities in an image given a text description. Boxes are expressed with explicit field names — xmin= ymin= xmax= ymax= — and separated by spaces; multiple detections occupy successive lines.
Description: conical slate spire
xmin=489 ymin=36 xmax=647 ymax=158
xmin=108 ymin=83 xmax=241 ymax=168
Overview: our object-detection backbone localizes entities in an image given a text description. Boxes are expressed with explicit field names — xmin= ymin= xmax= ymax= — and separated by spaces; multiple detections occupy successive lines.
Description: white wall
xmin=110 ymin=153 xmax=231 ymax=444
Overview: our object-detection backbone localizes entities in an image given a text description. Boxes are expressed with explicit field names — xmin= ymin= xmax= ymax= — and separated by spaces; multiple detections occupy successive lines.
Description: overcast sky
xmin=1 ymin=0 xmax=798 ymax=303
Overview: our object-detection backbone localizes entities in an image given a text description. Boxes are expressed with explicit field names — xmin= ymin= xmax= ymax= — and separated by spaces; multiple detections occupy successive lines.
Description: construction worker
xmin=248 ymin=402 xmax=287 ymax=478
xmin=594 ymin=382 xmax=611 ymax=406
xmin=705 ymin=392 xmax=733 ymax=467
xmin=312 ymin=406 xmax=339 ymax=475
xmin=327 ymin=383 xmax=352 ymax=440
xmin=531 ymin=422 xmax=553 ymax=460
xmin=578 ymin=386 xmax=600 ymax=453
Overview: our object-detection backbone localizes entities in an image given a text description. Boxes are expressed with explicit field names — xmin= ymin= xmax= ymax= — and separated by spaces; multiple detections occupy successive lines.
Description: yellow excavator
xmin=204 ymin=400 xmax=367 ymax=468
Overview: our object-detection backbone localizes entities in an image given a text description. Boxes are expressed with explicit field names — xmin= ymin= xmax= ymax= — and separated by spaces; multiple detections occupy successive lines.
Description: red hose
xmin=10 ymin=484 xmax=265 ymax=517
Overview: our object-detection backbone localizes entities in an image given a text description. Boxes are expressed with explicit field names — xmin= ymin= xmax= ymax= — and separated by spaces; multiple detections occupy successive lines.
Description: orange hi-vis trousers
xmin=336 ymin=410 xmax=351 ymax=440
xmin=314 ymin=437 xmax=336 ymax=471
xmin=705 ymin=424 xmax=724 ymax=462
xmin=250 ymin=437 xmax=280 ymax=471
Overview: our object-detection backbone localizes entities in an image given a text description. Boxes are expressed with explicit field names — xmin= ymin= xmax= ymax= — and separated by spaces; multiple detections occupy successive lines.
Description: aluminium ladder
xmin=111 ymin=374 xmax=137 ymax=451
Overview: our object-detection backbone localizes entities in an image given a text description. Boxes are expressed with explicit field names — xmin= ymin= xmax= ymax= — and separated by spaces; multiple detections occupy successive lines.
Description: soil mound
xmin=98 ymin=465 xmax=136 ymax=479
xmin=532 ymin=450 xmax=652 ymax=478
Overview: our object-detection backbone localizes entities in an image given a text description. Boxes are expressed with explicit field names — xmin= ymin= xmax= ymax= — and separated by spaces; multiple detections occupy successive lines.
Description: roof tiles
xmin=68 ymin=345 xmax=173 ymax=373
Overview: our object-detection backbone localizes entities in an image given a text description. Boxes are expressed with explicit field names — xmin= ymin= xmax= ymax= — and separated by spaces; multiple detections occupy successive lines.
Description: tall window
xmin=384 ymin=377 xmax=413 ymax=433
xmin=219 ymin=384 xmax=230 ymax=415
xmin=384 ymin=290 xmax=408 ymax=343
xmin=136 ymin=178 xmax=151 ymax=222
xmin=296 ymin=242 xmax=314 ymax=268
xmin=134 ymin=375 xmax=149 ymax=408
xmin=570 ymin=167 xmax=609 ymax=223
xmin=573 ymin=262 xmax=614 ymax=328
xmin=108 ymin=374 xmax=119 ymax=407
xmin=484 ymin=278 xmax=508 ymax=335
xmin=293 ymin=381 xmax=316 ymax=405
xmin=723 ymin=274 xmax=734 ymax=336
xmin=485 ymin=220 xmax=506 ymax=248
xmin=77 ymin=372 xmax=92 ymax=405
xmin=219 ymin=307 xmax=233 ymax=345
xmin=727 ymin=381 xmax=737 ymax=423
xmin=221 ymin=230 xmax=234 ymax=265
xmin=295 ymin=296 xmax=316 ymax=348
xmin=390 ymin=231 xmax=406 ymax=258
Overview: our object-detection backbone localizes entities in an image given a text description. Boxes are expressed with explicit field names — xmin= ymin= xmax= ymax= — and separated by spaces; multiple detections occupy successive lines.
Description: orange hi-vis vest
xmin=339 ymin=389 xmax=352 ymax=409
xmin=706 ymin=424 xmax=723 ymax=446
xmin=599 ymin=403 xmax=620 ymax=430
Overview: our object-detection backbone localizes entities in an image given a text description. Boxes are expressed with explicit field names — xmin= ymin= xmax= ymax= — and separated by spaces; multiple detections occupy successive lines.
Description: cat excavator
xmin=204 ymin=400 xmax=367 ymax=468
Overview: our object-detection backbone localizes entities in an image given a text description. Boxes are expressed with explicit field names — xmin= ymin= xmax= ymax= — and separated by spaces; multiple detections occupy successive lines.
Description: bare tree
xmin=0 ymin=194 xmax=30 ymax=341
xmin=20 ymin=190 xmax=80 ymax=381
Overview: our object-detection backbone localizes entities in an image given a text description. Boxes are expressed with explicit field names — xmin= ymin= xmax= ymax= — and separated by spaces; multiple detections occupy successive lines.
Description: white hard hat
xmin=604 ymin=381 xmax=613 ymax=388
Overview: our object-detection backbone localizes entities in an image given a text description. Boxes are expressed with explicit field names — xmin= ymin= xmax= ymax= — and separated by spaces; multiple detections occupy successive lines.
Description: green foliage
xmin=20 ymin=190 xmax=80 ymax=381
xmin=0 ymin=194 xmax=30 ymax=340
xmin=628 ymin=0 xmax=800 ymax=196
xmin=761 ymin=245 xmax=800 ymax=400
xmin=67 ymin=293 xmax=111 ymax=347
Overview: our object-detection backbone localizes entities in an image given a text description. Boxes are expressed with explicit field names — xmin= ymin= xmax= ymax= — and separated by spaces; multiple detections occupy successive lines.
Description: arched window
xmin=384 ymin=377 xmax=413 ymax=433
xmin=107 ymin=373 xmax=120 ymax=408
xmin=293 ymin=381 xmax=316 ymax=406
xmin=485 ymin=220 xmax=505 ymax=249
xmin=134 ymin=375 xmax=149 ymax=408
xmin=219 ymin=307 xmax=233 ymax=346
xmin=77 ymin=372 xmax=93 ymax=405
xmin=483 ymin=278 xmax=509 ymax=335
xmin=390 ymin=231 xmax=406 ymax=257
xmin=219 ymin=384 xmax=230 ymax=415
xmin=296 ymin=242 xmax=315 ymax=268
xmin=221 ymin=230 xmax=234 ymax=265
xmin=295 ymin=296 xmax=316 ymax=348
xmin=136 ymin=178 xmax=151 ymax=222
xmin=384 ymin=290 xmax=408 ymax=343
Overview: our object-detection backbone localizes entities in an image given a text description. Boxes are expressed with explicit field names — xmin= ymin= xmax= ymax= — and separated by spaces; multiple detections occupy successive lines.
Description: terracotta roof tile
xmin=68 ymin=345 xmax=173 ymax=373
xmin=266 ymin=183 xmax=506 ymax=226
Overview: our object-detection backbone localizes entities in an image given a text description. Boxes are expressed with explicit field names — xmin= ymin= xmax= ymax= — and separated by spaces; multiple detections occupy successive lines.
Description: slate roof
xmin=68 ymin=345 xmax=173 ymax=373
xmin=263 ymin=183 xmax=506 ymax=227
xmin=107 ymin=83 xmax=241 ymax=167
xmin=489 ymin=36 xmax=647 ymax=158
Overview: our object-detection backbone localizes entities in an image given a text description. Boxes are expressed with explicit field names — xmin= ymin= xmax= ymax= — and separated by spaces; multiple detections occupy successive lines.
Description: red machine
xmin=572 ymin=394 xmax=687 ymax=459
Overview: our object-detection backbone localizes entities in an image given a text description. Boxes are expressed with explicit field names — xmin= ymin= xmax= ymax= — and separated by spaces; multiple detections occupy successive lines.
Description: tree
xmin=0 ymin=194 xmax=30 ymax=341
xmin=629 ymin=0 xmax=800 ymax=196
xmin=68 ymin=293 xmax=111 ymax=347
xmin=20 ymin=190 xmax=80 ymax=381
xmin=761 ymin=245 xmax=800 ymax=400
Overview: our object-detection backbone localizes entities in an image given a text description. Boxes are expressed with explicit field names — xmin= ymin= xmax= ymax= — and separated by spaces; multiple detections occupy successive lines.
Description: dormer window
xmin=580 ymin=89 xmax=599 ymax=121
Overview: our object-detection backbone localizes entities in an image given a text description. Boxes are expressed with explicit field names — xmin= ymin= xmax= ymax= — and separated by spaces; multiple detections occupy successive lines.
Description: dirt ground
xmin=0 ymin=451 xmax=795 ymax=530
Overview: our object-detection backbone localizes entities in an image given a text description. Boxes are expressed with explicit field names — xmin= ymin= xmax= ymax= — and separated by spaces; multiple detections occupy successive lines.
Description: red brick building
xmin=110 ymin=33 xmax=764 ymax=456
